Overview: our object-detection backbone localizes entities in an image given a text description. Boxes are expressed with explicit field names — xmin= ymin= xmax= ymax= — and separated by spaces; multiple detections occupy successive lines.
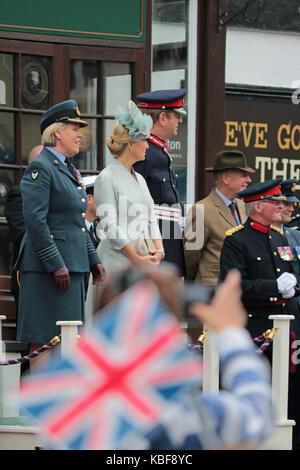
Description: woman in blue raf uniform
xmin=133 ymin=89 xmax=187 ymax=277
xmin=16 ymin=100 xmax=105 ymax=355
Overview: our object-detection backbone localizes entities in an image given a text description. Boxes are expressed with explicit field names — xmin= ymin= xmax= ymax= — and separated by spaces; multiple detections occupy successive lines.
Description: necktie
xmin=229 ymin=202 xmax=239 ymax=224
xmin=66 ymin=159 xmax=78 ymax=181
xmin=89 ymin=222 xmax=100 ymax=248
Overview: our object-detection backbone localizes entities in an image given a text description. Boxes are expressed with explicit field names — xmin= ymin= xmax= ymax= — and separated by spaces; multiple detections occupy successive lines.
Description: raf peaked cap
xmin=82 ymin=175 xmax=97 ymax=194
xmin=205 ymin=150 xmax=255 ymax=173
xmin=280 ymin=178 xmax=300 ymax=203
xmin=40 ymin=99 xmax=88 ymax=134
xmin=136 ymin=89 xmax=187 ymax=116
xmin=239 ymin=178 xmax=286 ymax=202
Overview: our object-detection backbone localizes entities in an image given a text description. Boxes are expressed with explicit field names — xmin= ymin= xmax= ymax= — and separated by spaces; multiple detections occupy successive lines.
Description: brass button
xmin=269 ymin=297 xmax=274 ymax=302
xmin=276 ymin=268 xmax=281 ymax=272
xmin=274 ymin=252 xmax=277 ymax=256
xmin=81 ymin=198 xmax=85 ymax=203
xmin=50 ymin=234 xmax=53 ymax=238
xmin=82 ymin=213 xmax=86 ymax=218
xmin=257 ymin=257 xmax=261 ymax=261
xmin=248 ymin=314 xmax=253 ymax=318
xmin=162 ymin=178 xmax=166 ymax=182
xmin=274 ymin=297 xmax=278 ymax=301
xmin=77 ymin=186 xmax=82 ymax=190
xmin=82 ymin=227 xmax=86 ymax=232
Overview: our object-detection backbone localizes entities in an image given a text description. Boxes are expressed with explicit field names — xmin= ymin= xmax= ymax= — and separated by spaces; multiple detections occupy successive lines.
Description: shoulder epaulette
xmin=225 ymin=224 xmax=244 ymax=236
xmin=270 ymin=225 xmax=283 ymax=235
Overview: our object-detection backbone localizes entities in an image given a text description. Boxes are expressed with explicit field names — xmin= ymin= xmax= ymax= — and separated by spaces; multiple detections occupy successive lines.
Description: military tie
xmin=89 ymin=222 xmax=100 ymax=248
xmin=229 ymin=202 xmax=239 ymax=224
xmin=65 ymin=159 xmax=78 ymax=181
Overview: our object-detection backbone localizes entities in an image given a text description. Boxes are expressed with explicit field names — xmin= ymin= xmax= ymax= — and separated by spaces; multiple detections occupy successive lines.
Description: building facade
xmin=0 ymin=0 xmax=226 ymax=338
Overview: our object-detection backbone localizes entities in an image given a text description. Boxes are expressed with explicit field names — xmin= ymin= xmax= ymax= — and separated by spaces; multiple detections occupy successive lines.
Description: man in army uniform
xmin=134 ymin=89 xmax=187 ymax=277
xmin=219 ymin=178 xmax=299 ymax=345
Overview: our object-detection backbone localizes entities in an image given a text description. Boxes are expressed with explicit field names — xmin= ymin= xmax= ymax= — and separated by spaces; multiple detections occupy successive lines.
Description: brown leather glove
xmin=53 ymin=265 xmax=70 ymax=292
xmin=91 ymin=263 xmax=106 ymax=286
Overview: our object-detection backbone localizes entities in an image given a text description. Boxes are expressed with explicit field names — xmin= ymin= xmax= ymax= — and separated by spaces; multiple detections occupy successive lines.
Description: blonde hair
xmin=106 ymin=121 xmax=130 ymax=156
xmin=41 ymin=122 xmax=68 ymax=147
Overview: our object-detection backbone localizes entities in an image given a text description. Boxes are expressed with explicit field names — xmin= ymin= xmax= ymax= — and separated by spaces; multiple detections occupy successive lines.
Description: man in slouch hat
xmin=184 ymin=150 xmax=253 ymax=284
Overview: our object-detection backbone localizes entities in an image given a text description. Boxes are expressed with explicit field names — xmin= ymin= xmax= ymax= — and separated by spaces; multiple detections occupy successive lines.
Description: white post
xmin=259 ymin=314 xmax=295 ymax=450
xmin=56 ymin=321 xmax=83 ymax=357
xmin=202 ymin=326 xmax=219 ymax=393
xmin=269 ymin=314 xmax=294 ymax=421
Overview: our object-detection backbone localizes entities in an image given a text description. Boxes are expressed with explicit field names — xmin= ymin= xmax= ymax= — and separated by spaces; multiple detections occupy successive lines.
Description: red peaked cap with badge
xmin=40 ymin=99 xmax=88 ymax=134
xmin=136 ymin=89 xmax=187 ymax=117
xmin=239 ymin=177 xmax=286 ymax=202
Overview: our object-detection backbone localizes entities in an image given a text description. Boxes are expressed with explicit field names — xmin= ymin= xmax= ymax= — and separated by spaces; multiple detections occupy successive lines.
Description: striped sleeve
xmin=197 ymin=328 xmax=275 ymax=449
xmin=131 ymin=327 xmax=275 ymax=450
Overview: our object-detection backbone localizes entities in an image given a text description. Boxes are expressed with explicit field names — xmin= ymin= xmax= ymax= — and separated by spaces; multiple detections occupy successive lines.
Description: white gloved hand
xmin=282 ymin=287 xmax=295 ymax=299
xmin=277 ymin=272 xmax=297 ymax=293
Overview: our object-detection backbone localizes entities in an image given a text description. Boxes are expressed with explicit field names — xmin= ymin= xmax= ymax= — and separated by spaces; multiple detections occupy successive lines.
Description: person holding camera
xmin=94 ymin=100 xmax=164 ymax=274
xmin=96 ymin=265 xmax=274 ymax=450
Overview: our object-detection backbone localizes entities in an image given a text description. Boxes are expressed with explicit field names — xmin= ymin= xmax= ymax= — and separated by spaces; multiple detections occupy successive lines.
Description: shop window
xmin=152 ymin=0 xmax=188 ymax=203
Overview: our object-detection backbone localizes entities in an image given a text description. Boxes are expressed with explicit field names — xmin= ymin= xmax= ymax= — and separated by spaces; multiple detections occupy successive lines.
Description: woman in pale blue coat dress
xmin=94 ymin=101 xmax=164 ymax=273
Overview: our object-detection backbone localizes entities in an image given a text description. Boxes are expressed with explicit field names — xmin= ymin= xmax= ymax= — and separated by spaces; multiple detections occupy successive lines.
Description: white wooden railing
xmin=199 ymin=314 xmax=295 ymax=450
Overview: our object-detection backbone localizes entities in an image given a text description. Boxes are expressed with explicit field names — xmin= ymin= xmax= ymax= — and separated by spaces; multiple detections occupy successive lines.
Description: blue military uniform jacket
xmin=16 ymin=147 xmax=100 ymax=274
xmin=15 ymin=147 xmax=101 ymax=344
xmin=134 ymin=134 xmax=186 ymax=276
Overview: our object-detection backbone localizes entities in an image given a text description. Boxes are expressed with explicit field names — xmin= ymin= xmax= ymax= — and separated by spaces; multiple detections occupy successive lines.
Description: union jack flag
xmin=15 ymin=280 xmax=202 ymax=450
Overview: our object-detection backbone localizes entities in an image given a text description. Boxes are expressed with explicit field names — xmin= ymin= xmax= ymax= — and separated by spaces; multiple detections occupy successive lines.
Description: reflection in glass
xmin=21 ymin=55 xmax=50 ymax=110
xmin=152 ymin=0 xmax=188 ymax=203
xmin=0 ymin=169 xmax=14 ymax=218
xmin=70 ymin=61 xmax=98 ymax=115
xmin=73 ymin=118 xmax=98 ymax=171
xmin=0 ymin=112 xmax=15 ymax=164
xmin=0 ymin=222 xmax=12 ymax=275
xmin=0 ymin=53 xmax=14 ymax=107
xmin=22 ymin=114 xmax=42 ymax=164
xmin=103 ymin=118 xmax=116 ymax=167
xmin=103 ymin=62 xmax=131 ymax=116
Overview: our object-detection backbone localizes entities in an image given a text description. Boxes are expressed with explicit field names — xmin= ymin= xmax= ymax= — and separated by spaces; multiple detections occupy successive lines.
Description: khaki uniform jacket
xmin=184 ymin=189 xmax=247 ymax=284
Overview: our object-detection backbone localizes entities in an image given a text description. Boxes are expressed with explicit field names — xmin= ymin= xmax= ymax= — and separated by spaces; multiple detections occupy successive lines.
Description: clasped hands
xmin=53 ymin=263 xmax=106 ymax=292
xmin=276 ymin=272 xmax=297 ymax=299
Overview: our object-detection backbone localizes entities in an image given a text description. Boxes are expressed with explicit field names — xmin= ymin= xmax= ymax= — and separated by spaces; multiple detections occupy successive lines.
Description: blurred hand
xmin=189 ymin=269 xmax=246 ymax=332
xmin=91 ymin=263 xmax=106 ymax=286
xmin=53 ymin=265 xmax=70 ymax=292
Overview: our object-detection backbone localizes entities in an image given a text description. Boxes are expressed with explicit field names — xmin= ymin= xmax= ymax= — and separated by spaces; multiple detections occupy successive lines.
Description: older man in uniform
xmin=134 ymin=89 xmax=187 ymax=277
xmin=219 ymin=178 xmax=299 ymax=350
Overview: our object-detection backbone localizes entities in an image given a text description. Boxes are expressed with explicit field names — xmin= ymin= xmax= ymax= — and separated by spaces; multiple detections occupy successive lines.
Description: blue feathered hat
xmin=115 ymin=100 xmax=153 ymax=142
